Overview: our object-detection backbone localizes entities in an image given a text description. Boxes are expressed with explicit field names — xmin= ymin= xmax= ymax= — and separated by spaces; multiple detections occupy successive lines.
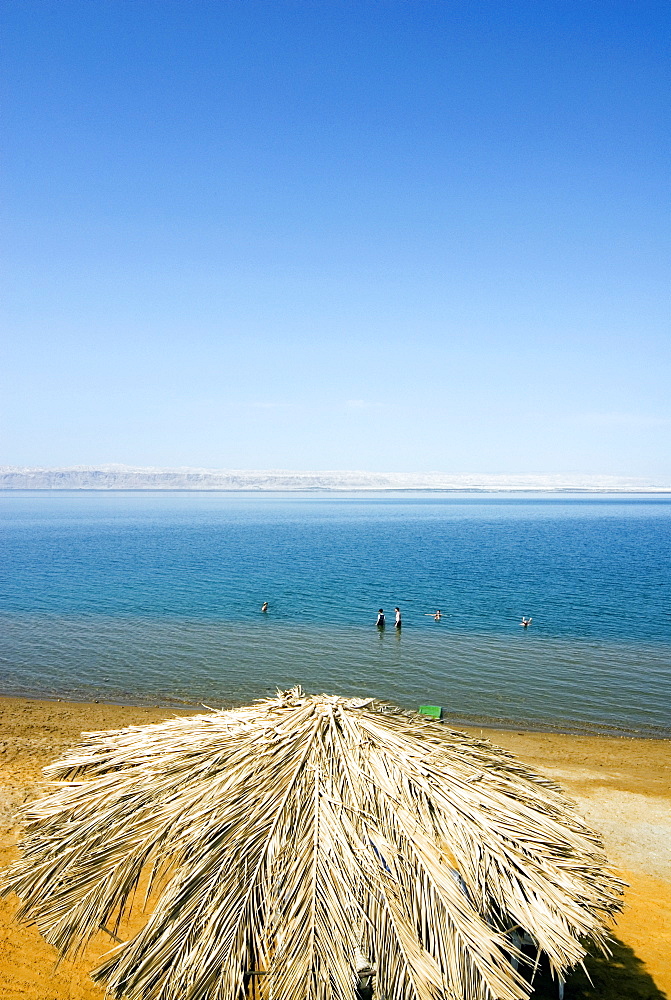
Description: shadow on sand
xmin=531 ymin=937 xmax=667 ymax=1000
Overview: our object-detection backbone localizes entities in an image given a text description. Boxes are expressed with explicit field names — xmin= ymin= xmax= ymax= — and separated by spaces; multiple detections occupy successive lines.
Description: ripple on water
xmin=0 ymin=613 xmax=669 ymax=737
xmin=0 ymin=491 xmax=669 ymax=735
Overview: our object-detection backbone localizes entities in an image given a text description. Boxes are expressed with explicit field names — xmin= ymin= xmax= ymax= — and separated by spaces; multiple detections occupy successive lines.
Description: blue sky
xmin=1 ymin=0 xmax=669 ymax=475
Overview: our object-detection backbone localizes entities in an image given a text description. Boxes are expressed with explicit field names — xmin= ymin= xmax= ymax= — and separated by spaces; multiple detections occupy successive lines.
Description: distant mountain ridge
xmin=1 ymin=466 xmax=669 ymax=492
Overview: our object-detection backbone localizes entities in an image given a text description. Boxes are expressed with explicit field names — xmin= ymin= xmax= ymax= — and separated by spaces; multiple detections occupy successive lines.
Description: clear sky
xmin=1 ymin=0 xmax=669 ymax=476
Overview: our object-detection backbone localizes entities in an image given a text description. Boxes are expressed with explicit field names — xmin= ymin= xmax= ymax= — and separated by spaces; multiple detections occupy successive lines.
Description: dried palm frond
xmin=1 ymin=688 xmax=623 ymax=1000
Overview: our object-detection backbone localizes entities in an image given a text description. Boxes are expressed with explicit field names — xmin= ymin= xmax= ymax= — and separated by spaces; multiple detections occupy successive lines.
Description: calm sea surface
xmin=1 ymin=491 xmax=670 ymax=737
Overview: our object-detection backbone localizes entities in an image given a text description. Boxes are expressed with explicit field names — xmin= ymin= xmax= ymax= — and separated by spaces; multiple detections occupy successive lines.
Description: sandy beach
xmin=0 ymin=696 xmax=669 ymax=999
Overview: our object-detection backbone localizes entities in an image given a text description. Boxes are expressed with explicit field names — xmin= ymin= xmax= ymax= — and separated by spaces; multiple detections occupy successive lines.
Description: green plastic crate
xmin=418 ymin=705 xmax=442 ymax=720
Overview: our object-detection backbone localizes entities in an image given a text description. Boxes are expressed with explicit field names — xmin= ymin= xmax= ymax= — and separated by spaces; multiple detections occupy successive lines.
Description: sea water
xmin=0 ymin=491 xmax=669 ymax=737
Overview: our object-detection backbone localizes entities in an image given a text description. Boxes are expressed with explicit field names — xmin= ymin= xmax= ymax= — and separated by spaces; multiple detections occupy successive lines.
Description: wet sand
xmin=0 ymin=696 xmax=669 ymax=999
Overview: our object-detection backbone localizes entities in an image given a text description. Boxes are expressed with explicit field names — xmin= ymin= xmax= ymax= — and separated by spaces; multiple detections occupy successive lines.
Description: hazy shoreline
xmin=4 ymin=488 xmax=671 ymax=494
xmin=2 ymin=466 xmax=670 ymax=492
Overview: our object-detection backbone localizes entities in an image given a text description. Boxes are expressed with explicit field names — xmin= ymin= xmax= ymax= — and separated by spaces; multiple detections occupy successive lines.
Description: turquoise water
xmin=1 ymin=491 xmax=670 ymax=736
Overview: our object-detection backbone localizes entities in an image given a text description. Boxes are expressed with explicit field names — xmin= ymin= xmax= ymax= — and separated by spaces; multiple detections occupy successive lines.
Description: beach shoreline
xmin=1 ymin=694 xmax=669 ymax=998
xmin=1 ymin=688 xmax=668 ymax=741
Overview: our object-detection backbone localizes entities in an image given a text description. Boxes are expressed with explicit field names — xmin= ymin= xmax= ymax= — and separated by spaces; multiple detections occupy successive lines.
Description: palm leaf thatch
xmin=1 ymin=688 xmax=622 ymax=1000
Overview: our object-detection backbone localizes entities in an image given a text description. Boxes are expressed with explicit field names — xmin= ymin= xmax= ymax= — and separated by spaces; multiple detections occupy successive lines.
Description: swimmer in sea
xmin=520 ymin=617 xmax=532 ymax=627
xmin=394 ymin=607 xmax=402 ymax=629
xmin=261 ymin=601 xmax=269 ymax=612
xmin=376 ymin=609 xmax=385 ymax=628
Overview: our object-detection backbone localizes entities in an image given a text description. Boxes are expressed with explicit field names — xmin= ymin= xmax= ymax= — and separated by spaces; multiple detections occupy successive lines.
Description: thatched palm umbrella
xmin=1 ymin=688 xmax=622 ymax=1000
